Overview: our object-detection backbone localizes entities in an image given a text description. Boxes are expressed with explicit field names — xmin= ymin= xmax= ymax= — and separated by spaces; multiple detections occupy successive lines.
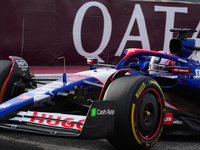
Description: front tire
xmin=103 ymin=75 xmax=165 ymax=150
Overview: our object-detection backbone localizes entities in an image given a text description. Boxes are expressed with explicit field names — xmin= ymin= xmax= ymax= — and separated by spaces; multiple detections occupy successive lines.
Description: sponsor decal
xmin=16 ymin=60 xmax=28 ymax=71
xmin=173 ymin=120 xmax=183 ymax=125
xmin=91 ymin=108 xmax=97 ymax=117
xmin=135 ymin=83 xmax=146 ymax=98
xmin=195 ymin=69 xmax=200 ymax=78
xmin=18 ymin=95 xmax=32 ymax=99
xmin=30 ymin=112 xmax=85 ymax=130
xmin=91 ymin=108 xmax=115 ymax=117
xmin=2 ymin=1 xmax=200 ymax=66
xmin=11 ymin=111 xmax=86 ymax=130
xmin=171 ymin=68 xmax=190 ymax=73
xmin=164 ymin=113 xmax=173 ymax=125
xmin=67 ymin=75 xmax=87 ymax=81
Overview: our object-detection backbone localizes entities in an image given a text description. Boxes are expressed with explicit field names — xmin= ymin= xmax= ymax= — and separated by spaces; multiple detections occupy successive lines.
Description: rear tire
xmin=103 ymin=75 xmax=165 ymax=150
xmin=0 ymin=60 xmax=12 ymax=90
xmin=0 ymin=59 xmax=36 ymax=102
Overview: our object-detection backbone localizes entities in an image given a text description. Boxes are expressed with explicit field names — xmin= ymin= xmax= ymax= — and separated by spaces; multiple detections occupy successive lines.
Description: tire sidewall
xmin=130 ymin=78 xmax=165 ymax=148
xmin=104 ymin=76 xmax=165 ymax=149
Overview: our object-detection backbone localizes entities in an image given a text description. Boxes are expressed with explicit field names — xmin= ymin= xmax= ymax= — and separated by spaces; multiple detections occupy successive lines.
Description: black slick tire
xmin=103 ymin=75 xmax=165 ymax=150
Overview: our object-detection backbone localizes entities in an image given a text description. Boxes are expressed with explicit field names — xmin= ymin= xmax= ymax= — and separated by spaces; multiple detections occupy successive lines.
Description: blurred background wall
xmin=0 ymin=0 xmax=199 ymax=66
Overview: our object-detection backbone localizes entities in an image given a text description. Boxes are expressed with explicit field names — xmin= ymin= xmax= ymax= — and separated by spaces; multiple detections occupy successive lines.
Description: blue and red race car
xmin=0 ymin=28 xmax=199 ymax=149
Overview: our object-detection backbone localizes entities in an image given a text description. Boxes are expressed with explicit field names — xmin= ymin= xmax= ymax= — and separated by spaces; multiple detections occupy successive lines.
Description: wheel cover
xmin=135 ymin=89 xmax=163 ymax=140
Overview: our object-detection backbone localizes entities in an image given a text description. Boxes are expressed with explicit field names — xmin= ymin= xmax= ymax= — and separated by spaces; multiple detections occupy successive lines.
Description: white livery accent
xmin=10 ymin=111 xmax=86 ymax=130
xmin=75 ymin=68 xmax=116 ymax=84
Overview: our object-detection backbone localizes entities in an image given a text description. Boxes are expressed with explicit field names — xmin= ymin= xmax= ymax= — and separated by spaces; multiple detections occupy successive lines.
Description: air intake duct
xmin=170 ymin=38 xmax=200 ymax=58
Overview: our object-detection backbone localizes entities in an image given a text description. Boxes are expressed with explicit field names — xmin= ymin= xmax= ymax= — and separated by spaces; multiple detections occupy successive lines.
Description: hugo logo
xmin=30 ymin=112 xmax=85 ymax=130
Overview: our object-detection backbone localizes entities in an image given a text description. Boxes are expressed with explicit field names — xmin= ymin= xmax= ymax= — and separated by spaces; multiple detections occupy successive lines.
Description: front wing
xmin=0 ymin=100 xmax=115 ymax=139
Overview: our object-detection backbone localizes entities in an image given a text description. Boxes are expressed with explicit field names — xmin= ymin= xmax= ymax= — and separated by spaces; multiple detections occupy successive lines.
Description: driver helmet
xmin=149 ymin=51 xmax=175 ymax=74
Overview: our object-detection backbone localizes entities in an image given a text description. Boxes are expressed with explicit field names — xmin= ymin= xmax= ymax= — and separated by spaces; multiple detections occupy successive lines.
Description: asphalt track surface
xmin=0 ymin=128 xmax=200 ymax=150
xmin=0 ymin=69 xmax=198 ymax=150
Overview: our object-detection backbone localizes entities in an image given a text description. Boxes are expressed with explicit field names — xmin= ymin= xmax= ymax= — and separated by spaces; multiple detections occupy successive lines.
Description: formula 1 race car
xmin=0 ymin=28 xmax=200 ymax=150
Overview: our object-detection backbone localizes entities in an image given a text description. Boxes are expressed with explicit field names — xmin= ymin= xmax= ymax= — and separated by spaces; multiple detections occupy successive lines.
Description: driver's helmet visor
xmin=149 ymin=56 xmax=173 ymax=71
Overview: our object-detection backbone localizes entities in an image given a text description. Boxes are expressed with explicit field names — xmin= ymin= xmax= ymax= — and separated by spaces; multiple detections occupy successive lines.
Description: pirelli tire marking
xmin=132 ymin=79 xmax=165 ymax=148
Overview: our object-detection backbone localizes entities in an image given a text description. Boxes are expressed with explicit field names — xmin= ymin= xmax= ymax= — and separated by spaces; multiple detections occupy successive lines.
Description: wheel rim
xmin=144 ymin=106 xmax=149 ymax=122
xmin=135 ymin=89 xmax=163 ymax=140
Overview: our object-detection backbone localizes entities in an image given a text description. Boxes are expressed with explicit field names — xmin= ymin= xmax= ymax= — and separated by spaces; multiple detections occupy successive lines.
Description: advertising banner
xmin=0 ymin=0 xmax=200 ymax=66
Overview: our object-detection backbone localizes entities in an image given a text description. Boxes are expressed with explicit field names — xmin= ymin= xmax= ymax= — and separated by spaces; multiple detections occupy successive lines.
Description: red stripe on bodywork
xmin=165 ymin=100 xmax=182 ymax=111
